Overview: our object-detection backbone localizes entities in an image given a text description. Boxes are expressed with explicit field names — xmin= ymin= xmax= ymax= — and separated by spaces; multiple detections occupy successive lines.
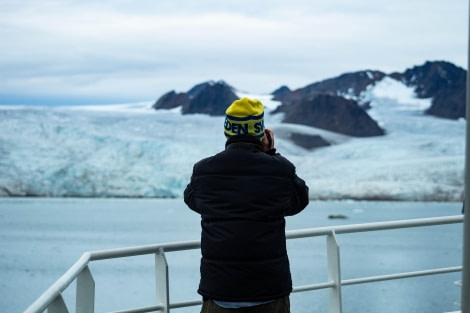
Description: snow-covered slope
xmin=0 ymin=78 xmax=465 ymax=200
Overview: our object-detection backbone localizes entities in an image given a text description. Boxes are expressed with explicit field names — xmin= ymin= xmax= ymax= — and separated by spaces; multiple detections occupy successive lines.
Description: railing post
xmin=47 ymin=295 xmax=69 ymax=313
xmin=156 ymin=247 xmax=170 ymax=313
xmin=76 ymin=265 xmax=95 ymax=313
xmin=327 ymin=231 xmax=343 ymax=313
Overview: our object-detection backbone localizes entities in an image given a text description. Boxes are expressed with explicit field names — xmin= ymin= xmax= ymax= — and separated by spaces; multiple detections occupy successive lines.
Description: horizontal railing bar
xmin=88 ymin=216 xmax=463 ymax=261
xmin=292 ymin=281 xmax=336 ymax=293
xmin=23 ymin=252 xmax=92 ymax=313
xmin=115 ymin=265 xmax=463 ymax=312
xmin=286 ymin=215 xmax=463 ymax=239
xmin=341 ymin=266 xmax=463 ymax=286
xmin=108 ymin=304 xmax=163 ymax=313
xmin=89 ymin=240 xmax=201 ymax=261
xmin=169 ymin=299 xmax=203 ymax=309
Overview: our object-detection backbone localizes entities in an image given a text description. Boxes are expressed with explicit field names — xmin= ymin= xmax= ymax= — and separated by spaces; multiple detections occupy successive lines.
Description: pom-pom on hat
xmin=224 ymin=97 xmax=265 ymax=140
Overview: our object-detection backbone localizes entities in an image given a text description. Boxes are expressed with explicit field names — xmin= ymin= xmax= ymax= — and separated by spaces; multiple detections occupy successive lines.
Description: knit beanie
xmin=224 ymin=97 xmax=265 ymax=140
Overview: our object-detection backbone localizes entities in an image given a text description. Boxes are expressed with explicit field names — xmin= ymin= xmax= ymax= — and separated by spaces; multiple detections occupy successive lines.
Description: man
xmin=184 ymin=97 xmax=309 ymax=313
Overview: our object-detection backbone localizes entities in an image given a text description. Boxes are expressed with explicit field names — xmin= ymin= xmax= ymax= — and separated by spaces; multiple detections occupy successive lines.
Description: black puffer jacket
xmin=184 ymin=135 xmax=309 ymax=302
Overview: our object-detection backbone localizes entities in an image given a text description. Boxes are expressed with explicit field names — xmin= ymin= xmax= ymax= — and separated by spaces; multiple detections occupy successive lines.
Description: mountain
xmin=271 ymin=85 xmax=291 ymax=100
xmin=272 ymin=70 xmax=387 ymax=103
xmin=155 ymin=75 xmax=386 ymax=138
xmin=154 ymin=61 xmax=466 ymax=142
xmin=396 ymin=61 xmax=466 ymax=119
xmin=269 ymin=70 xmax=388 ymax=138
xmin=280 ymin=94 xmax=385 ymax=137
xmin=273 ymin=61 xmax=466 ymax=121
xmin=153 ymin=80 xmax=238 ymax=116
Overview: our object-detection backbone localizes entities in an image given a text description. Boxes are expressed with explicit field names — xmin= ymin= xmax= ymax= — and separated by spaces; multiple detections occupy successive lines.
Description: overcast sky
xmin=0 ymin=0 xmax=468 ymax=105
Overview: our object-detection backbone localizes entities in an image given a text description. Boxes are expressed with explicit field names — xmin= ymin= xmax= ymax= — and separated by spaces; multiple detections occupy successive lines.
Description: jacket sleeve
xmin=183 ymin=174 xmax=201 ymax=214
xmin=273 ymin=153 xmax=309 ymax=216
xmin=286 ymin=174 xmax=309 ymax=216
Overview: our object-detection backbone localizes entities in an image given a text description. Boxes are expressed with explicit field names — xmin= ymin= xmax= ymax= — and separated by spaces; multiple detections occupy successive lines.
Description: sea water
xmin=0 ymin=198 xmax=463 ymax=313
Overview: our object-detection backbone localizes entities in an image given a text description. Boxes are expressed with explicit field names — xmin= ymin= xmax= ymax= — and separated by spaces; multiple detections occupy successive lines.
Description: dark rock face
xmin=271 ymin=70 xmax=387 ymax=137
xmin=426 ymin=87 xmax=466 ymax=119
xmin=183 ymin=82 xmax=239 ymax=116
xmin=288 ymin=133 xmax=331 ymax=150
xmin=400 ymin=61 xmax=466 ymax=119
xmin=300 ymin=70 xmax=386 ymax=97
xmin=282 ymin=94 xmax=385 ymax=137
xmin=153 ymin=81 xmax=239 ymax=116
xmin=153 ymin=91 xmax=189 ymax=110
xmin=277 ymin=70 xmax=386 ymax=105
xmin=271 ymin=85 xmax=292 ymax=102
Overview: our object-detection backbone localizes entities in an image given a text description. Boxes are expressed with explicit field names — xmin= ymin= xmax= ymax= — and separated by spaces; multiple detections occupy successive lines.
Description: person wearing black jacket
xmin=184 ymin=97 xmax=309 ymax=313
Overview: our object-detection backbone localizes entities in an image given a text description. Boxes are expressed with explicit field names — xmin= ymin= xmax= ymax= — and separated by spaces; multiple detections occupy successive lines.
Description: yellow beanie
xmin=224 ymin=97 xmax=265 ymax=140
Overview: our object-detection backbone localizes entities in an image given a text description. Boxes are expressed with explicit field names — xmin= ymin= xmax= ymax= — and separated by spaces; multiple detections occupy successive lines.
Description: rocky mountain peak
xmin=277 ymin=70 xmax=387 ymax=105
xmin=400 ymin=61 xmax=465 ymax=97
xmin=397 ymin=61 xmax=466 ymax=119
xmin=282 ymin=94 xmax=385 ymax=137
xmin=271 ymin=85 xmax=291 ymax=101
xmin=153 ymin=80 xmax=238 ymax=116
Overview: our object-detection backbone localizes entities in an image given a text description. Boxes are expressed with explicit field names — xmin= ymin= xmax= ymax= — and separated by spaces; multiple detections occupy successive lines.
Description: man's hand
xmin=262 ymin=129 xmax=275 ymax=152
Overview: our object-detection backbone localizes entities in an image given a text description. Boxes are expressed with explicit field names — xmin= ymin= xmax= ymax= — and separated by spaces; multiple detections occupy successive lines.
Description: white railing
xmin=24 ymin=215 xmax=464 ymax=313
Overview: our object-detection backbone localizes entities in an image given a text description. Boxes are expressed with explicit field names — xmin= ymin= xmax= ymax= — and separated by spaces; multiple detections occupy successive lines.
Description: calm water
xmin=0 ymin=198 xmax=464 ymax=313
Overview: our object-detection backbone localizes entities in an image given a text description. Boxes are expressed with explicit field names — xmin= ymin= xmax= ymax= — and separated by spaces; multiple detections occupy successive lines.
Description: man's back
xmin=184 ymin=135 xmax=308 ymax=302
xmin=183 ymin=98 xmax=309 ymax=312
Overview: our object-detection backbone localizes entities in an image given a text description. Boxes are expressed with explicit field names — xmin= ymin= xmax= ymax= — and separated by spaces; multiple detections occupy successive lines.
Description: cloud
xmin=0 ymin=0 xmax=467 ymax=105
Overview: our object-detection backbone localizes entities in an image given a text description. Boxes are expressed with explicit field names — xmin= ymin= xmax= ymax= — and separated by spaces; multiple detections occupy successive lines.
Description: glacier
xmin=0 ymin=78 xmax=465 ymax=201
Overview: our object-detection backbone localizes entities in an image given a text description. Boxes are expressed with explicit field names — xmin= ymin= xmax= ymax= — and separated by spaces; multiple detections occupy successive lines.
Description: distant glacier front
xmin=0 ymin=78 xmax=465 ymax=201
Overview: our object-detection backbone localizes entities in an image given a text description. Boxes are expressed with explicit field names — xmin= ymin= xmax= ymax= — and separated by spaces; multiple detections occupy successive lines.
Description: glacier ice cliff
xmin=0 ymin=79 xmax=465 ymax=201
